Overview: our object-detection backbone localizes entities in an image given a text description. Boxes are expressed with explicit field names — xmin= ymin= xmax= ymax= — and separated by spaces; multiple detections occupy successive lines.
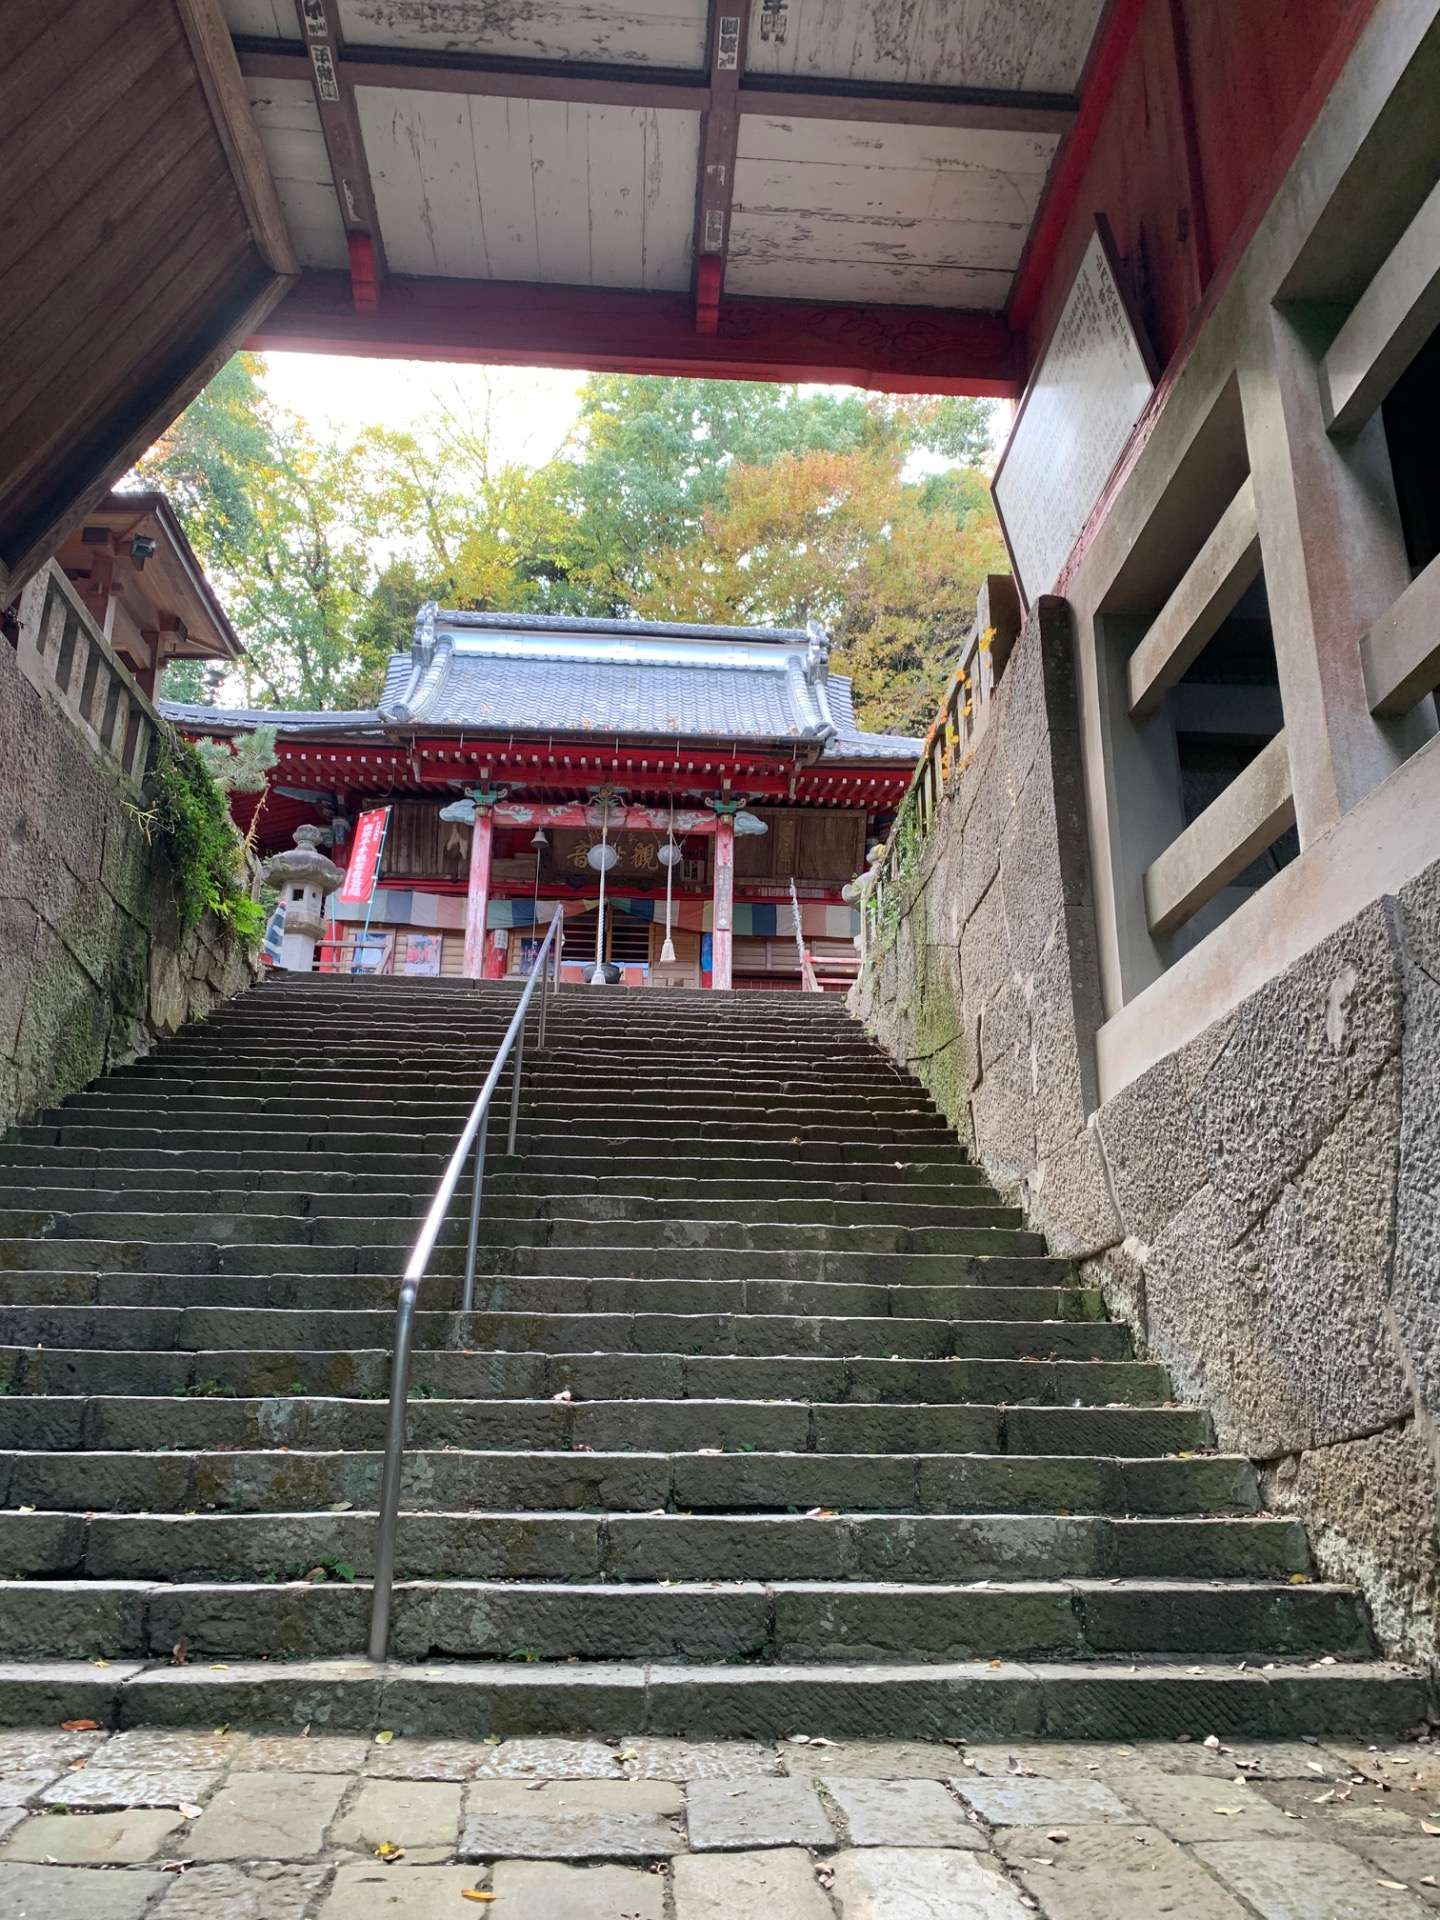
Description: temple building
xmin=164 ymin=605 xmax=920 ymax=989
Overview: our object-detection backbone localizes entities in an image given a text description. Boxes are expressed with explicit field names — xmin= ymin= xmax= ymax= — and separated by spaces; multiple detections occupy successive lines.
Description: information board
xmin=993 ymin=221 xmax=1156 ymax=605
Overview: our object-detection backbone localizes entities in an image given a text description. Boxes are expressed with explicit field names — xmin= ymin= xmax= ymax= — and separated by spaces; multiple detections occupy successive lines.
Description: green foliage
xmin=192 ymin=724 xmax=278 ymax=795
xmin=148 ymin=730 xmax=266 ymax=944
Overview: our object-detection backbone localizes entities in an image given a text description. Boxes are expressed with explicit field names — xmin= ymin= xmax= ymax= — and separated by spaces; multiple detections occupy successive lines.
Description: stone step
xmin=7 ymin=1123 xmax=970 ymax=1166
xmin=0 ymin=1208 xmax=1038 ymax=1254
xmin=0 ymin=1507 xmax=1312 ymax=1583
xmin=0 ymin=1184 xmax=1014 ymax=1230
xmin=0 ymin=1395 xmax=1216 ymax=1457
xmin=0 ymin=1447 xmax=1248 ymax=1515
xmin=0 ymin=1144 xmax=979 ymax=1188
xmin=0 ymin=1577 xmax=1373 ymax=1664
xmin=0 ymin=1303 xmax=1132 ymax=1363
xmin=0 ymin=1654 xmax=1419 ymax=1740
xmin=0 ymin=1240 xmax=1069 ymax=1285
xmin=110 ymin=1065 xmax=918 ymax=1097
xmin=57 ymin=1085 xmax=938 ymax=1119
xmin=0 ymin=1271 xmax=1106 ymax=1324
xmin=3 ymin=1345 xmax=1170 ymax=1406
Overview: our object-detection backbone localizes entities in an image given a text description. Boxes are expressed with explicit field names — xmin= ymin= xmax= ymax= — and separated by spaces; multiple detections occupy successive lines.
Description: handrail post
xmin=507 ymin=1011 xmax=525 ymax=1155
xmin=367 ymin=1283 xmax=416 ymax=1661
xmin=368 ymin=911 xmax=560 ymax=1663
xmin=460 ymin=1107 xmax=488 ymax=1317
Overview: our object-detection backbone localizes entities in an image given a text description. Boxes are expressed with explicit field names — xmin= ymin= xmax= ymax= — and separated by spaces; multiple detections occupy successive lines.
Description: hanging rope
xmin=660 ymin=793 xmax=677 ymax=965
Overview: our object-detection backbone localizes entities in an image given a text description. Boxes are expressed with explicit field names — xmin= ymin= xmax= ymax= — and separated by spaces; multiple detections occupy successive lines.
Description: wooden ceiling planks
xmin=744 ymin=0 xmax=1108 ymax=96
xmin=334 ymin=0 xmax=710 ymax=70
xmin=246 ymin=78 xmax=351 ymax=266
xmin=729 ymin=113 xmax=1051 ymax=308
xmin=358 ymin=88 xmax=698 ymax=288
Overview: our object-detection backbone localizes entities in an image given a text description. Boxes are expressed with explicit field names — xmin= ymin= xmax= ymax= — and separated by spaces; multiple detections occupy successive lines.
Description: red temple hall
xmin=168 ymin=607 xmax=920 ymax=989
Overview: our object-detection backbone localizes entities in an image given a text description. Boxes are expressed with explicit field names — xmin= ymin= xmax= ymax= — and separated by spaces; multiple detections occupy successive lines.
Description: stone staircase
xmin=0 ymin=976 xmax=1424 ymax=1738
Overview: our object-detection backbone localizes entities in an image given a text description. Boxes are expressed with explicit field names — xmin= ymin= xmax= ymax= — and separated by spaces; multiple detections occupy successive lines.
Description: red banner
xmin=338 ymin=806 xmax=390 ymax=904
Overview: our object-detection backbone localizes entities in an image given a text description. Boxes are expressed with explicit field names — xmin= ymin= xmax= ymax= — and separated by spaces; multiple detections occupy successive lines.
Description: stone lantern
xmin=262 ymin=823 xmax=344 ymax=972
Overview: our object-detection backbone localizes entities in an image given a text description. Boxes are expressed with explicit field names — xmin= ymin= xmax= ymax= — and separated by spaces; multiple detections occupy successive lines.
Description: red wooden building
xmin=166 ymin=604 xmax=919 ymax=988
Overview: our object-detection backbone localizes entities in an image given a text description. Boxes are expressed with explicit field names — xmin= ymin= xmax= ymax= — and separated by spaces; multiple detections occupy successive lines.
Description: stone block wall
xmin=853 ymin=596 xmax=1440 ymax=1667
xmin=0 ymin=628 xmax=258 ymax=1133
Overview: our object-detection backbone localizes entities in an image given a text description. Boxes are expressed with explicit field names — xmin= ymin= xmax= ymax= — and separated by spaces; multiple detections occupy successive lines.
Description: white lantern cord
xmin=660 ymin=794 xmax=678 ymax=965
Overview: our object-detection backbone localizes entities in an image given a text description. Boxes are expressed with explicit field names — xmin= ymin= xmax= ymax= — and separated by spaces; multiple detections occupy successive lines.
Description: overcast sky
xmin=259 ymin=352 xmax=588 ymax=465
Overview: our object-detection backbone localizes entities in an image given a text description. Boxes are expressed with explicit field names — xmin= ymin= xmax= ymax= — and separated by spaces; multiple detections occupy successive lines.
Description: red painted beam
xmin=248 ymin=271 xmax=1021 ymax=397
xmin=1006 ymin=0 xmax=1150 ymax=337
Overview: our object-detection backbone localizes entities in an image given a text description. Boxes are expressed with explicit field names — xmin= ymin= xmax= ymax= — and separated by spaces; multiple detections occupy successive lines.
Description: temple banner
xmin=338 ymin=807 xmax=390 ymax=905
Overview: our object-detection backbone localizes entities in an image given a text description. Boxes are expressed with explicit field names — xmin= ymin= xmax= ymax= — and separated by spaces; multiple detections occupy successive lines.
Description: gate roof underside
xmin=231 ymin=0 xmax=1113 ymax=392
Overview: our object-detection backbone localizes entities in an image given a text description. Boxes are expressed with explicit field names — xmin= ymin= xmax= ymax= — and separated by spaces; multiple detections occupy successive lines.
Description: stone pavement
xmin=1 ymin=1724 xmax=1439 ymax=1917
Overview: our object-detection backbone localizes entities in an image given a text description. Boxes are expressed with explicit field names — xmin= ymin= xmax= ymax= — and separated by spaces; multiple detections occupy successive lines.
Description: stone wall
xmin=0 ymin=628 xmax=258 ymax=1134
xmin=853 ymin=596 xmax=1440 ymax=1667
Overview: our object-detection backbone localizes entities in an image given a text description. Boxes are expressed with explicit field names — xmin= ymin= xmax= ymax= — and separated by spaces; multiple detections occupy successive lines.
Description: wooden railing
xmin=860 ymin=574 xmax=1021 ymax=950
xmin=9 ymin=560 xmax=158 ymax=786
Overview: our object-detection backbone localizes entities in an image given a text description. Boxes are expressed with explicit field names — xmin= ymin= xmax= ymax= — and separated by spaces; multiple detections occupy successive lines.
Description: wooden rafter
xmin=234 ymin=39 xmax=1076 ymax=137
xmin=693 ymin=1 xmax=751 ymax=334
xmin=289 ymin=0 xmax=385 ymax=312
xmin=248 ymin=270 xmax=1021 ymax=397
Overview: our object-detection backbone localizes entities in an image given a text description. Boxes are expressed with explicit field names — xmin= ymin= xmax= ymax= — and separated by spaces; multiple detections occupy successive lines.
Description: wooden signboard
xmin=993 ymin=219 xmax=1157 ymax=606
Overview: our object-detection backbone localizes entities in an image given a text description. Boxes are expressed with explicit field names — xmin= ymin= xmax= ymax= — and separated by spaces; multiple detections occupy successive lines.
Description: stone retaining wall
xmin=853 ymin=596 xmax=1440 ymax=1667
xmin=0 ymin=627 xmax=257 ymax=1133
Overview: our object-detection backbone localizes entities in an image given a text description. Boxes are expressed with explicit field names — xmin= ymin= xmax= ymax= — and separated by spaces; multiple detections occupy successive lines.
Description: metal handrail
xmin=367 ymin=909 xmax=565 ymax=1661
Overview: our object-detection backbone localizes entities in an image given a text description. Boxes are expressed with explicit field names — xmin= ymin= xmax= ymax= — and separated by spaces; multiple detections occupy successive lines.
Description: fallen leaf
xmin=460 ymin=1893 xmax=498 ymax=1905
xmin=374 ymin=1841 xmax=405 ymax=1862
xmin=91 ymin=1660 xmax=110 ymax=1670
xmin=1203 ymin=1735 xmax=1222 ymax=1751
xmin=552 ymin=1389 xmax=573 ymax=1403
xmin=1306 ymin=1761 xmax=1326 ymax=1775
xmin=1007 ymin=1756 xmax=1038 ymax=1778
xmin=59 ymin=1720 xmax=100 ymax=1733
xmin=1212 ymin=1807 xmax=1244 ymax=1817
xmin=1046 ymin=1829 xmax=1070 ymax=1844
xmin=171 ymin=1638 xmax=190 ymax=1667
xmin=1377 ymin=1882 xmax=1409 ymax=1892
xmin=1288 ymin=1573 xmax=1312 ymax=1585
xmin=1421 ymin=1820 xmax=1440 ymax=1837
xmin=374 ymin=1730 xmax=396 ymax=1745
xmin=177 ymin=1802 xmax=203 ymax=1820
xmin=208 ymin=1664 xmax=230 ymax=1672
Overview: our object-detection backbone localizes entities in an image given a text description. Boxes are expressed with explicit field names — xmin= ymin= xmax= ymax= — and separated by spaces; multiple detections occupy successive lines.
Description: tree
xmin=137 ymin=355 xmax=396 ymax=710
xmin=541 ymin=376 xmax=993 ymax=615
xmin=635 ymin=440 xmax=1008 ymax=735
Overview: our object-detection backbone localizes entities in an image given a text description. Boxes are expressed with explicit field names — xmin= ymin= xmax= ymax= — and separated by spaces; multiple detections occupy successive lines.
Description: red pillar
xmin=463 ymin=807 xmax=494 ymax=979
xmin=712 ymin=813 xmax=735 ymax=991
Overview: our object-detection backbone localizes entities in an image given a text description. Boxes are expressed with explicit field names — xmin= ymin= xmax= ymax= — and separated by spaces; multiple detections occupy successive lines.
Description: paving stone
xmin=616 ymin=1738 xmax=780 ymax=1781
xmin=783 ymin=1738 xmax=965 ymax=1779
xmin=471 ymin=1737 xmax=625 ymax=1779
xmin=154 ymin=1863 xmax=335 ymax=1919
xmin=48 ymin=1767 xmax=221 ymax=1810
xmin=242 ymin=1734 xmax=371 ymax=1774
xmin=187 ymin=1771 xmax=347 ymax=1861
xmin=672 ymin=1845 xmax=833 ymax=1918
xmin=1110 ymin=1771 xmax=1301 ymax=1841
xmin=822 ymin=1776 xmax=985 ymax=1848
xmin=1195 ymin=1837 xmax=1433 ymax=1917
xmin=490 ymin=1857 xmax=666 ymax=1918
xmin=955 ymin=1775 xmax=1140 ymax=1828
xmin=459 ymin=1806 xmax=683 ymax=1860
xmin=101 ymin=1730 xmax=242 ymax=1771
xmin=1347 ymin=1841 xmax=1440 ymax=1909
xmin=999 ymin=1823 xmax=1255 ymax=1918
xmin=469 ymin=1778 xmax=684 ymax=1816
xmin=1332 ymin=1747 xmax=1440 ymax=1798
xmin=829 ymin=1846 xmax=1034 ymax=1917
xmin=1258 ymin=1777 xmax=1432 ymax=1836
xmin=966 ymin=1739 xmax=1333 ymax=1781
xmin=2 ymin=1807 xmax=187 ymax=1863
xmin=0 ymin=1809 xmax=24 ymax=1845
xmin=0 ymin=1770 xmax=61 ymax=1808
xmin=0 ymin=1730 xmax=107 ymax=1772
xmin=686 ymin=1777 xmax=835 ymax=1851
xmin=364 ymin=1738 xmax=484 ymax=1781
xmin=330 ymin=1780 xmax=462 ymax=1852
xmin=0 ymin=1862 xmax=168 ymax=1919
xmin=319 ymin=1860 xmax=491 ymax=1917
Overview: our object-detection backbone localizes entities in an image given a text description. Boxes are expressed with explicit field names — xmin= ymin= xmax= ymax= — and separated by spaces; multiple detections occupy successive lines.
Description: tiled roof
xmin=162 ymin=609 xmax=921 ymax=765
